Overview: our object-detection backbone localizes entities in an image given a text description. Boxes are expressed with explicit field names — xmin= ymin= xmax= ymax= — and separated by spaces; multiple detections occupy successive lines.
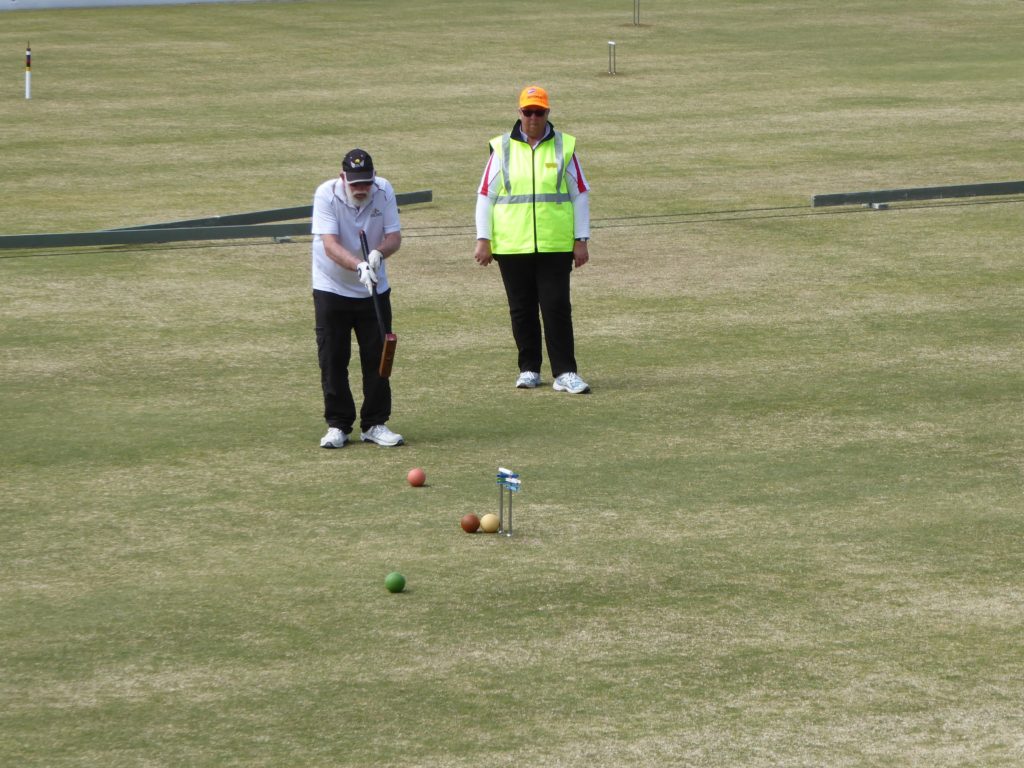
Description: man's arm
xmin=474 ymin=194 xmax=494 ymax=266
xmin=366 ymin=182 xmax=403 ymax=266
xmin=474 ymin=153 xmax=498 ymax=266
xmin=375 ymin=231 xmax=402 ymax=259
xmin=567 ymin=154 xmax=591 ymax=267
xmin=320 ymin=234 xmax=364 ymax=271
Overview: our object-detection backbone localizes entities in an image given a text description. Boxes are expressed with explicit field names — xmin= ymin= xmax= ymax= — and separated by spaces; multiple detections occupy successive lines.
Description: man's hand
xmin=573 ymin=239 xmax=590 ymax=268
xmin=356 ymin=261 xmax=377 ymax=290
xmin=474 ymin=238 xmax=493 ymax=266
xmin=367 ymin=249 xmax=384 ymax=272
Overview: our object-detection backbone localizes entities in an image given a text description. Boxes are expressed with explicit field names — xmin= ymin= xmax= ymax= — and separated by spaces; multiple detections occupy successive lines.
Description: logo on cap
xmin=342 ymin=149 xmax=375 ymax=182
xmin=518 ymin=85 xmax=550 ymax=110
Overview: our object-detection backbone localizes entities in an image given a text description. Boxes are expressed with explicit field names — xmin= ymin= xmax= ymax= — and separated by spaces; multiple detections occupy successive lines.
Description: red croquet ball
xmin=460 ymin=513 xmax=481 ymax=533
xmin=407 ymin=468 xmax=426 ymax=487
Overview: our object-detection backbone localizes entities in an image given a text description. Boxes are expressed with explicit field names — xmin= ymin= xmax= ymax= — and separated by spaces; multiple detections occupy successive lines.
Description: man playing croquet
xmin=311 ymin=148 xmax=404 ymax=448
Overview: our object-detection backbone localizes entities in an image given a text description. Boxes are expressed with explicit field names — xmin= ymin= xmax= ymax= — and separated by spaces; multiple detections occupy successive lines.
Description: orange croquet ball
xmin=479 ymin=513 xmax=500 ymax=533
xmin=460 ymin=513 xmax=480 ymax=533
xmin=407 ymin=467 xmax=426 ymax=487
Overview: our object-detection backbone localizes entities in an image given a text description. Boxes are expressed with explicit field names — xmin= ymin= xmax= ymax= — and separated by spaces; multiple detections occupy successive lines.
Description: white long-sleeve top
xmin=475 ymin=122 xmax=591 ymax=243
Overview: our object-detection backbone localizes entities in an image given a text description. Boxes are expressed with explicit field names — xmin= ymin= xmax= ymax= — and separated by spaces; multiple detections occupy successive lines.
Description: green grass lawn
xmin=2 ymin=1 xmax=1022 ymax=766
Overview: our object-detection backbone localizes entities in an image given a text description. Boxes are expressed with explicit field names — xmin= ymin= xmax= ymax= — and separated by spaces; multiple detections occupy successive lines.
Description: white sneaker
xmin=320 ymin=427 xmax=349 ymax=448
xmin=553 ymin=372 xmax=590 ymax=394
xmin=516 ymin=371 xmax=541 ymax=389
xmin=360 ymin=424 xmax=405 ymax=446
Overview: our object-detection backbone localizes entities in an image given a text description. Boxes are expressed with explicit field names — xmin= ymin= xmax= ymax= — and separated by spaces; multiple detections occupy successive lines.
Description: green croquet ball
xmin=384 ymin=572 xmax=406 ymax=593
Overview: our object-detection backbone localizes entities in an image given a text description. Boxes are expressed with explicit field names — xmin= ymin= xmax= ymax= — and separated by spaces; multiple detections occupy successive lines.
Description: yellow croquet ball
xmin=479 ymin=513 xmax=500 ymax=533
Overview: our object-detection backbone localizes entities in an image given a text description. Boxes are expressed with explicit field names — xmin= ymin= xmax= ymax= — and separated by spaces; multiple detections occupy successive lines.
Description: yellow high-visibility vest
xmin=489 ymin=130 xmax=576 ymax=254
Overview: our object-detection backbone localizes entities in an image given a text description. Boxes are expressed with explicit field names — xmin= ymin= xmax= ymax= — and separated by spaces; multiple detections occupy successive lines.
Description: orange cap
xmin=518 ymin=85 xmax=550 ymax=110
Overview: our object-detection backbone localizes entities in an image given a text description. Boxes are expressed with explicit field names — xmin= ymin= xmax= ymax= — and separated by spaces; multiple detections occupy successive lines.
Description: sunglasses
xmin=520 ymin=108 xmax=548 ymax=117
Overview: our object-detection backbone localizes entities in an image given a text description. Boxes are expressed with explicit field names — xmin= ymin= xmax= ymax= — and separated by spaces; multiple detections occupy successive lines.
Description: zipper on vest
xmin=531 ymin=145 xmax=538 ymax=253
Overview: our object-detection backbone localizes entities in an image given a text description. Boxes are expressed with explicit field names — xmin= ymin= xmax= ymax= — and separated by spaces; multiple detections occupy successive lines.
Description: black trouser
xmin=313 ymin=288 xmax=392 ymax=433
xmin=494 ymin=252 xmax=577 ymax=378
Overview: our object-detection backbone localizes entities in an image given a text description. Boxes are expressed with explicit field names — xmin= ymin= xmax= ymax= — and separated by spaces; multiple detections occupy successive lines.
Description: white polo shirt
xmin=311 ymin=176 xmax=401 ymax=298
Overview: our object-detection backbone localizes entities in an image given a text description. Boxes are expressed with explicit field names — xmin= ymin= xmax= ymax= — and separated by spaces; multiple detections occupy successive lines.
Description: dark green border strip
xmin=812 ymin=181 xmax=1024 ymax=207
xmin=0 ymin=190 xmax=433 ymax=249
xmin=107 ymin=190 xmax=433 ymax=230
xmin=0 ymin=223 xmax=311 ymax=249
xmin=106 ymin=207 xmax=314 ymax=231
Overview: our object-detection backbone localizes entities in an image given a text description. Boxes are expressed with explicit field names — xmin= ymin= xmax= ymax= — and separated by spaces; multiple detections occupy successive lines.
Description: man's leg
xmin=536 ymin=253 xmax=577 ymax=377
xmin=496 ymin=254 xmax=543 ymax=373
xmin=354 ymin=291 xmax=392 ymax=431
xmin=313 ymin=289 xmax=356 ymax=432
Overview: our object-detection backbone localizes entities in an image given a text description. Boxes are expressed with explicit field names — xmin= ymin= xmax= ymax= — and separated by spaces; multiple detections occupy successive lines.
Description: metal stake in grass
xmin=496 ymin=467 xmax=521 ymax=537
xmin=497 ymin=471 xmax=505 ymax=532
xmin=608 ymin=41 xmax=616 ymax=75
xmin=634 ymin=0 xmax=640 ymax=26
xmin=505 ymin=476 xmax=519 ymax=537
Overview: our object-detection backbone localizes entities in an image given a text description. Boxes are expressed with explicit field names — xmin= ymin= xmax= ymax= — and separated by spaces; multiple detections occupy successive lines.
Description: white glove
xmin=367 ymin=249 xmax=384 ymax=272
xmin=356 ymin=261 xmax=377 ymax=290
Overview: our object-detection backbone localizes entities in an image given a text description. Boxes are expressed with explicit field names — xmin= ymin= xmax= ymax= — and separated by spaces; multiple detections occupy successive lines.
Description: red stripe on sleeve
xmin=572 ymin=155 xmax=588 ymax=193
xmin=480 ymin=154 xmax=494 ymax=196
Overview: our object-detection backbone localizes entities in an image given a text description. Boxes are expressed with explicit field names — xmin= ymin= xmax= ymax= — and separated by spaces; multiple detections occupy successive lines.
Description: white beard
xmin=345 ymin=182 xmax=371 ymax=209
